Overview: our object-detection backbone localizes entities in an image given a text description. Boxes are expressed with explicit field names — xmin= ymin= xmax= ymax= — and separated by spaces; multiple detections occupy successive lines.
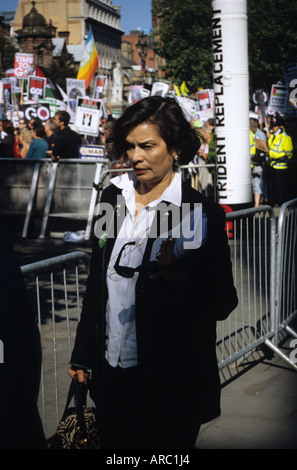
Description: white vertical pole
xmin=212 ymin=0 xmax=252 ymax=205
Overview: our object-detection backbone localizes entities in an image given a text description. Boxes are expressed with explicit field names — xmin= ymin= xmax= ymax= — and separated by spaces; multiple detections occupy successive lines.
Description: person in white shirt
xmin=69 ymin=96 xmax=238 ymax=449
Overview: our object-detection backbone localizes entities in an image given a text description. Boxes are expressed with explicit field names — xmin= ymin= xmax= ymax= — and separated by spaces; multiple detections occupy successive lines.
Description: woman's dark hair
xmin=31 ymin=120 xmax=46 ymax=138
xmin=2 ymin=119 xmax=15 ymax=135
xmin=113 ymin=96 xmax=201 ymax=165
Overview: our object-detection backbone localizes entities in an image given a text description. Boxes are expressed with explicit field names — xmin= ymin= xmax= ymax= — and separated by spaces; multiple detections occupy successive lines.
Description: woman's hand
xmin=68 ymin=368 xmax=89 ymax=384
xmin=156 ymin=236 xmax=175 ymax=268
xmin=156 ymin=237 xmax=186 ymax=291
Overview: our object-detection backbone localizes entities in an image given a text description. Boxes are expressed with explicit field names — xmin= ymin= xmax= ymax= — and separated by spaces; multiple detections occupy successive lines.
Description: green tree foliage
xmin=153 ymin=0 xmax=297 ymax=93
xmin=0 ymin=34 xmax=18 ymax=72
xmin=247 ymin=0 xmax=297 ymax=91
xmin=44 ymin=51 xmax=77 ymax=90
xmin=152 ymin=0 xmax=213 ymax=91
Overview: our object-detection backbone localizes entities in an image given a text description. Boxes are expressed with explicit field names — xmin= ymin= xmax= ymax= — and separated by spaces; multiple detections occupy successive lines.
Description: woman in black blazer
xmin=69 ymin=96 xmax=238 ymax=449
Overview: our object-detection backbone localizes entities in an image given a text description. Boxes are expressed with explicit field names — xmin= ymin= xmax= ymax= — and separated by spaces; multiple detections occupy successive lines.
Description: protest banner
xmin=19 ymin=103 xmax=51 ymax=123
xmin=94 ymin=75 xmax=108 ymax=99
xmin=2 ymin=78 xmax=14 ymax=111
xmin=129 ymin=85 xmax=144 ymax=104
xmin=78 ymin=145 xmax=105 ymax=159
xmin=268 ymin=83 xmax=287 ymax=114
xmin=196 ymin=89 xmax=213 ymax=111
xmin=14 ymin=53 xmax=34 ymax=78
xmin=39 ymin=98 xmax=67 ymax=117
xmin=283 ymin=63 xmax=297 ymax=86
xmin=28 ymin=76 xmax=46 ymax=102
xmin=66 ymin=78 xmax=86 ymax=122
xmin=66 ymin=78 xmax=86 ymax=99
xmin=151 ymin=79 xmax=170 ymax=97
xmin=75 ymin=97 xmax=102 ymax=137
xmin=176 ymin=96 xmax=197 ymax=121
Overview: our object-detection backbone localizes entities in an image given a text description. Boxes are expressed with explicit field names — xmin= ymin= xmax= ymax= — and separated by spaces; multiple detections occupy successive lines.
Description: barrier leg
xmin=85 ymin=162 xmax=103 ymax=240
xmin=22 ymin=162 xmax=41 ymax=238
xmin=39 ymin=162 xmax=59 ymax=239
xmin=264 ymin=338 xmax=297 ymax=371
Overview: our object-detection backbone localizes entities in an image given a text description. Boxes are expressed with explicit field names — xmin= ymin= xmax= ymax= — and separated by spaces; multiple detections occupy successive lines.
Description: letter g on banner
xmin=24 ymin=105 xmax=50 ymax=122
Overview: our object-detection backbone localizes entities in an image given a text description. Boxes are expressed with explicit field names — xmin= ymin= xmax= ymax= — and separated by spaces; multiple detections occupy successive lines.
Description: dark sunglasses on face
xmin=114 ymin=241 xmax=142 ymax=278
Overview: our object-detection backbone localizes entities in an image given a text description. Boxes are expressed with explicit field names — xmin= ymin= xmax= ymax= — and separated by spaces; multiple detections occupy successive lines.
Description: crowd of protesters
xmin=0 ymin=110 xmax=117 ymax=162
xmin=0 ymin=105 xmax=296 ymax=208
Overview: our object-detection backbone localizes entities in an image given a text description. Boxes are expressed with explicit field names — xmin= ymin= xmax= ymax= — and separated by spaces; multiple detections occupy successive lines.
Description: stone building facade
xmin=13 ymin=0 xmax=123 ymax=77
xmin=15 ymin=2 xmax=56 ymax=68
xmin=12 ymin=1 xmax=157 ymax=104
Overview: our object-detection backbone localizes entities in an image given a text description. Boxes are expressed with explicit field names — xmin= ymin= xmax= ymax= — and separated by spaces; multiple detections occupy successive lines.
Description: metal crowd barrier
xmin=0 ymin=158 xmax=110 ymax=240
xmin=219 ymin=205 xmax=277 ymax=370
xmin=0 ymin=159 xmax=216 ymax=241
xmin=21 ymin=251 xmax=91 ymax=440
xmin=263 ymin=198 xmax=297 ymax=368
xmin=20 ymin=200 xmax=297 ymax=439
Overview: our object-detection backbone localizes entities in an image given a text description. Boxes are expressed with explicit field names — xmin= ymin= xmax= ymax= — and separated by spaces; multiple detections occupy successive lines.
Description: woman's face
xmin=125 ymin=122 xmax=175 ymax=187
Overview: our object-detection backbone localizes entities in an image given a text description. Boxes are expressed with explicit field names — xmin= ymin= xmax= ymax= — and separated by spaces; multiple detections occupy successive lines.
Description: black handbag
xmin=50 ymin=376 xmax=100 ymax=449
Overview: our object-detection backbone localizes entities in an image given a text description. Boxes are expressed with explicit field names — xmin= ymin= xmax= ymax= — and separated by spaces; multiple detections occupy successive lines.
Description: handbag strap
xmin=61 ymin=376 xmax=89 ymax=432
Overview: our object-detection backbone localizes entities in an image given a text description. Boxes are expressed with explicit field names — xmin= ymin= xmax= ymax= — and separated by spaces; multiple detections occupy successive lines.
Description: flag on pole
xmin=180 ymin=81 xmax=189 ymax=96
xmin=77 ymin=27 xmax=99 ymax=90
xmin=173 ymin=85 xmax=181 ymax=96
xmin=35 ymin=65 xmax=65 ymax=101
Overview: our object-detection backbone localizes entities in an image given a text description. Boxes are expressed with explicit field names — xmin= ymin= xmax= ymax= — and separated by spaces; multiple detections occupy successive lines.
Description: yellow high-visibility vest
xmin=207 ymin=132 xmax=216 ymax=163
xmin=268 ymin=129 xmax=293 ymax=170
xmin=250 ymin=131 xmax=256 ymax=168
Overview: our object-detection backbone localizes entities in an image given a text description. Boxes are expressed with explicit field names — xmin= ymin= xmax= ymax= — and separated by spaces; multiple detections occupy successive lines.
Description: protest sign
xmin=14 ymin=53 xmax=34 ymax=78
xmin=196 ymin=89 xmax=213 ymax=111
xmin=94 ymin=76 xmax=108 ymax=99
xmin=2 ymin=78 xmax=14 ymax=110
xmin=39 ymin=98 xmax=67 ymax=117
xmin=129 ymin=85 xmax=144 ymax=104
xmin=283 ymin=63 xmax=297 ymax=86
xmin=75 ymin=97 xmax=102 ymax=137
xmin=268 ymin=83 xmax=287 ymax=114
xmin=66 ymin=78 xmax=85 ymax=99
xmin=78 ymin=145 xmax=105 ymax=159
xmin=19 ymin=103 xmax=51 ymax=122
xmin=151 ymin=80 xmax=170 ymax=97
xmin=176 ymin=96 xmax=197 ymax=121
xmin=28 ymin=76 xmax=46 ymax=102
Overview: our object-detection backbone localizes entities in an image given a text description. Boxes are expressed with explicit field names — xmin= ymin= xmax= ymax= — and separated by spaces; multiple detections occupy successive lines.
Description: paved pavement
xmin=10 ymin=236 xmax=297 ymax=450
xmin=196 ymin=336 xmax=297 ymax=449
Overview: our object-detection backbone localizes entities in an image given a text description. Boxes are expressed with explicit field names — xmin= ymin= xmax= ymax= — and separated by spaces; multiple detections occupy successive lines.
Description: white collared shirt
xmin=105 ymin=171 xmax=182 ymax=368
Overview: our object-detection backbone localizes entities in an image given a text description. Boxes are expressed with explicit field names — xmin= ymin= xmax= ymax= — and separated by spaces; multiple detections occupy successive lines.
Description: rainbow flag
xmin=77 ymin=27 xmax=99 ymax=90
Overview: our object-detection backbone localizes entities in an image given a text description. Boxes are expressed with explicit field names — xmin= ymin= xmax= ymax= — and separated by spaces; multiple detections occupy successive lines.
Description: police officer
xmin=267 ymin=113 xmax=293 ymax=206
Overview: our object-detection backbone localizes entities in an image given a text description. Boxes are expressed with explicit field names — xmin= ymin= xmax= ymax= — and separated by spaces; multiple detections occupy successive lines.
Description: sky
xmin=0 ymin=0 xmax=152 ymax=35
